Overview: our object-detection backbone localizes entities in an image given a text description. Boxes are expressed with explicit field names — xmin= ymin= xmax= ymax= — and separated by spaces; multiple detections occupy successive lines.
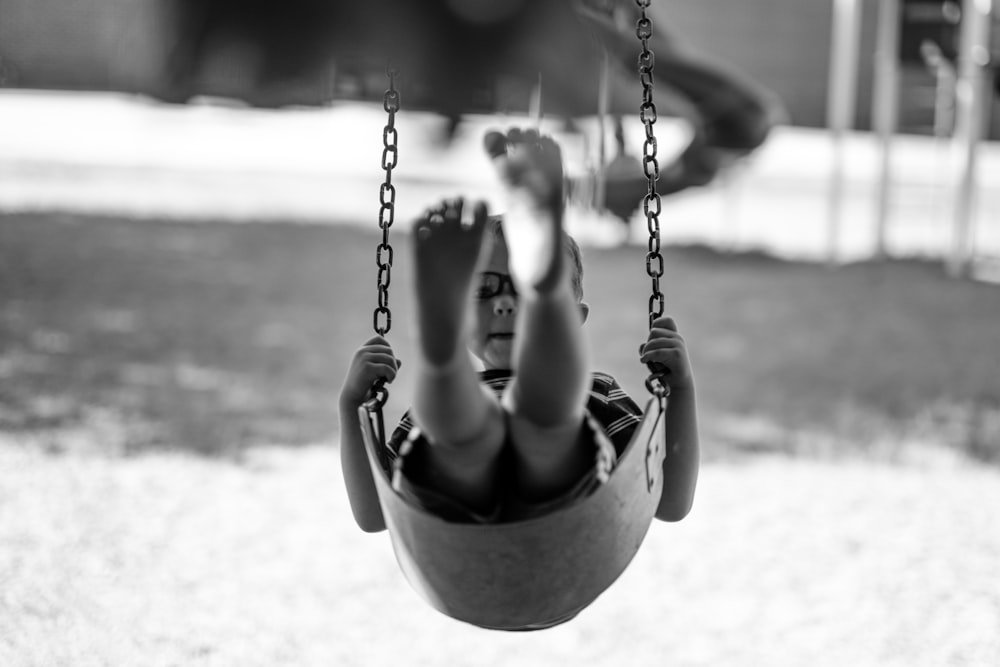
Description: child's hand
xmin=340 ymin=336 xmax=401 ymax=407
xmin=639 ymin=316 xmax=694 ymax=390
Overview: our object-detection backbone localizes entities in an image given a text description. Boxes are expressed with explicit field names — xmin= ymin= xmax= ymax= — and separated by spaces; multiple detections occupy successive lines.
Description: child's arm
xmin=339 ymin=336 xmax=400 ymax=533
xmin=639 ymin=316 xmax=700 ymax=522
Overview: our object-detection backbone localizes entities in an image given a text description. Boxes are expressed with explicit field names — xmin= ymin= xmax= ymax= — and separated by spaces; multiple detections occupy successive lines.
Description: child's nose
xmin=492 ymin=294 xmax=517 ymax=317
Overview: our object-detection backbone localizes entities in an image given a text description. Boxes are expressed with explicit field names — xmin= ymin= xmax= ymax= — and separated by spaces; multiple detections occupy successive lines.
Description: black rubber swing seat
xmin=359 ymin=391 xmax=668 ymax=631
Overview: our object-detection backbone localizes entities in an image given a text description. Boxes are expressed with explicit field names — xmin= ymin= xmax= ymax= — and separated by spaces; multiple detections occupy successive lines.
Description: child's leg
xmin=488 ymin=131 xmax=593 ymax=502
xmin=410 ymin=199 xmax=506 ymax=513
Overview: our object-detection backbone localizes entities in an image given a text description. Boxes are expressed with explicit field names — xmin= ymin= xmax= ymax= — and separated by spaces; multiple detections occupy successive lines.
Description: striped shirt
xmin=384 ymin=369 xmax=644 ymax=468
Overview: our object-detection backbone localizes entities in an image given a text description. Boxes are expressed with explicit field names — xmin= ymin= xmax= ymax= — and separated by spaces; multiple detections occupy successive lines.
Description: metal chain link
xmin=373 ymin=64 xmax=399 ymax=336
xmin=635 ymin=0 xmax=664 ymax=330
xmin=635 ymin=0 xmax=669 ymax=398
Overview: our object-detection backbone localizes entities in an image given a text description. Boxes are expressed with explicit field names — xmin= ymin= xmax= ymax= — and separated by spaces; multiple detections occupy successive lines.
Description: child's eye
xmin=475 ymin=283 xmax=497 ymax=299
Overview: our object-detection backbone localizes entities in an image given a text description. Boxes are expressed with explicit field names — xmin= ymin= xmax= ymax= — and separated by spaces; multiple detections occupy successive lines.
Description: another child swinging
xmin=340 ymin=126 xmax=699 ymax=532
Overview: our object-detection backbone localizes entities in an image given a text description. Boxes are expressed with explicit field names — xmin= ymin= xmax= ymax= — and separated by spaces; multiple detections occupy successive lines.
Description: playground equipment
xmin=359 ymin=99 xmax=669 ymax=636
xmin=350 ymin=1 xmax=761 ymax=631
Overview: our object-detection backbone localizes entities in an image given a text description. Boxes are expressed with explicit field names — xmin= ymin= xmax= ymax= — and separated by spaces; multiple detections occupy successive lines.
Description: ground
xmin=2 ymin=440 xmax=998 ymax=666
xmin=2 ymin=92 xmax=1000 ymax=665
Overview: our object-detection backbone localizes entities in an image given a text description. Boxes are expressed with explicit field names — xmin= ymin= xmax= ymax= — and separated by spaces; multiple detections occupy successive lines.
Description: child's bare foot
xmin=412 ymin=198 xmax=492 ymax=365
xmin=484 ymin=128 xmax=565 ymax=294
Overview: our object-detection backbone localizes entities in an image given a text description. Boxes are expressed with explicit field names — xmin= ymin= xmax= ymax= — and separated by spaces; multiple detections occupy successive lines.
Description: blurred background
xmin=1 ymin=1 xmax=999 ymax=665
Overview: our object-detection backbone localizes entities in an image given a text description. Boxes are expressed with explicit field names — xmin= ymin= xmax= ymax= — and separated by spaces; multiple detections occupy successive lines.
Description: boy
xmin=339 ymin=128 xmax=698 ymax=531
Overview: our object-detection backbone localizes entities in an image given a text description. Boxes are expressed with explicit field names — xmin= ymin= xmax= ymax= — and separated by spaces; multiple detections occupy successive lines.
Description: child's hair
xmin=488 ymin=216 xmax=584 ymax=301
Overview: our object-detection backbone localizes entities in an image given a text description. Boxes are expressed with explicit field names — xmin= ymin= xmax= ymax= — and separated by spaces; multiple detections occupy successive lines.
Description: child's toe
xmin=446 ymin=198 xmax=466 ymax=223
xmin=484 ymin=131 xmax=508 ymax=159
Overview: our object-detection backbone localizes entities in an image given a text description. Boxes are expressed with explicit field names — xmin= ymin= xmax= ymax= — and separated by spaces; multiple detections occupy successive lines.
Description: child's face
xmin=468 ymin=238 xmax=587 ymax=370
xmin=470 ymin=240 xmax=517 ymax=370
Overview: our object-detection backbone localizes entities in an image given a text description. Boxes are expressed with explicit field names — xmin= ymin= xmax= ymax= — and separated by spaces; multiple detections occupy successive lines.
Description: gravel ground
xmin=2 ymin=437 xmax=998 ymax=667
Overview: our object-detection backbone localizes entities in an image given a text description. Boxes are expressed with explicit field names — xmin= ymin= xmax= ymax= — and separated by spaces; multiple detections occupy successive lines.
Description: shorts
xmin=390 ymin=412 xmax=617 ymax=523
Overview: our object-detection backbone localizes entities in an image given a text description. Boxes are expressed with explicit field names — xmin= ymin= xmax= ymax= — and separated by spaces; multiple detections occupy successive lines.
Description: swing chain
xmin=373 ymin=64 xmax=400 ymax=336
xmin=635 ymin=0 xmax=668 ymax=398
xmin=634 ymin=0 xmax=663 ymax=330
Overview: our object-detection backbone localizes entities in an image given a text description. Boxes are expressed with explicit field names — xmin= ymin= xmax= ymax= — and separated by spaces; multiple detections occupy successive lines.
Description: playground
xmin=2 ymin=0 xmax=1000 ymax=661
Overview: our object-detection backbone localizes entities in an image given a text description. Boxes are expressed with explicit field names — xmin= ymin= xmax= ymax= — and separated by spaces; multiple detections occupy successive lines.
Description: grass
xmin=2 ymin=211 xmax=999 ymax=463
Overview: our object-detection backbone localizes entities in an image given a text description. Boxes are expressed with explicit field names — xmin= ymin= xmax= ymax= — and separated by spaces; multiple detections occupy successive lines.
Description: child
xmin=339 ymin=128 xmax=699 ymax=531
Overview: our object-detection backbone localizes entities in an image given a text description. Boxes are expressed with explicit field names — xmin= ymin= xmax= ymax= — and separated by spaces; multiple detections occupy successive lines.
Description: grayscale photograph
xmin=1 ymin=1 xmax=998 ymax=665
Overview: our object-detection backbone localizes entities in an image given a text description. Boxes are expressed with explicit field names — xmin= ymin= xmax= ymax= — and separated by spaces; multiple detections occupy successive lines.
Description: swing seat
xmin=359 ymin=393 xmax=668 ymax=631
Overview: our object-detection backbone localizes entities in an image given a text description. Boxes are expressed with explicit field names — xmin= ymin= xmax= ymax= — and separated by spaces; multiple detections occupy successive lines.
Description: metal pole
xmin=825 ymin=0 xmax=863 ymax=265
xmin=595 ymin=49 xmax=611 ymax=211
xmin=872 ymin=0 xmax=901 ymax=260
xmin=923 ymin=44 xmax=957 ymax=231
xmin=529 ymin=73 xmax=543 ymax=129
xmin=930 ymin=51 xmax=958 ymax=138
xmin=948 ymin=0 xmax=993 ymax=278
